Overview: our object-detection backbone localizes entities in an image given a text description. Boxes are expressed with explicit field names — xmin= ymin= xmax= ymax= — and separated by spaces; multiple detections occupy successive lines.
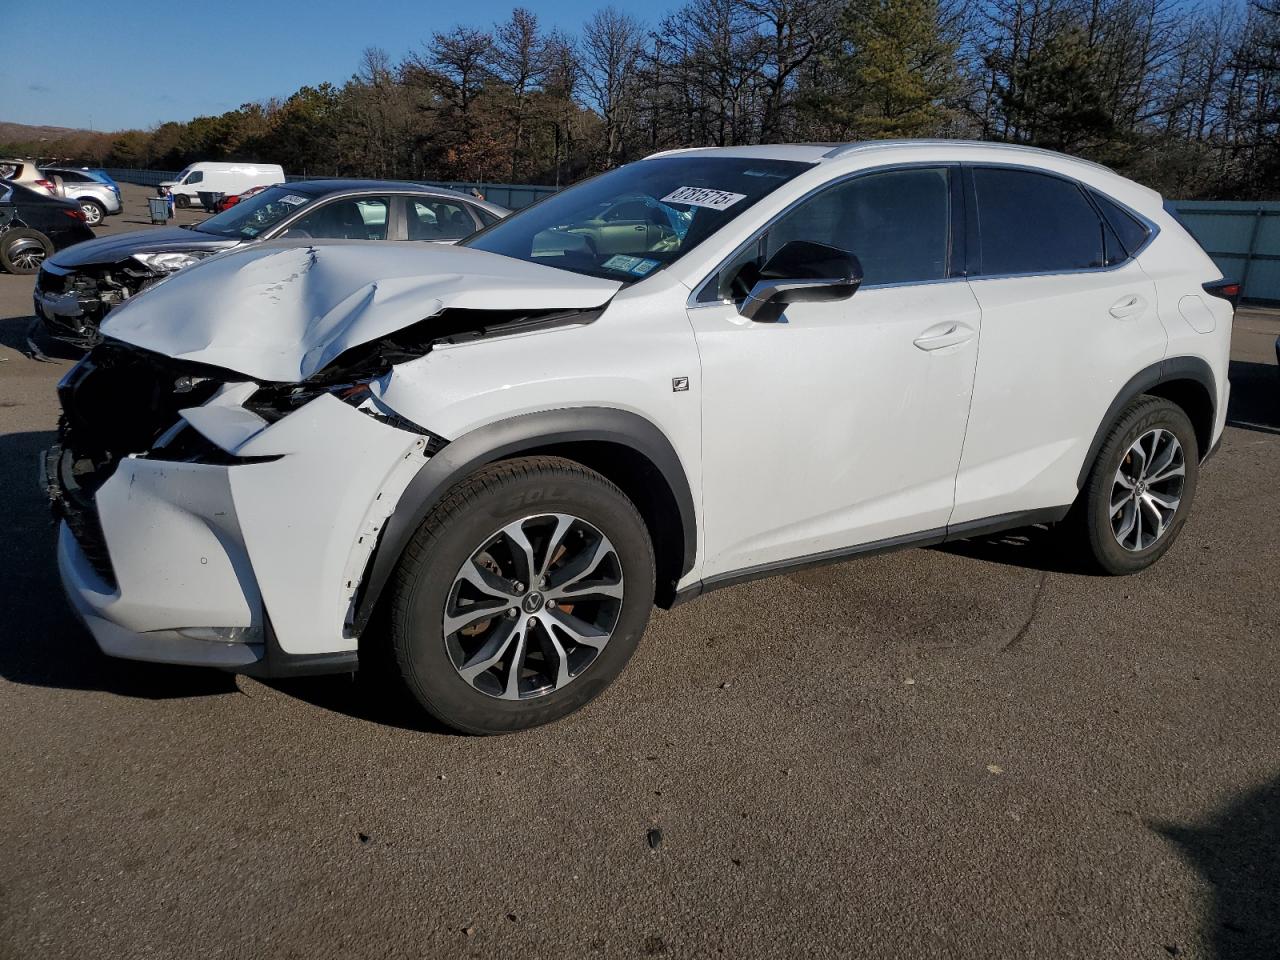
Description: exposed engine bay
xmin=34 ymin=259 xmax=161 ymax=344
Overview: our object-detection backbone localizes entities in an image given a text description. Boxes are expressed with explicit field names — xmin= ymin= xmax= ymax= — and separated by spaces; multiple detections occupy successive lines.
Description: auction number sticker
xmin=660 ymin=186 xmax=747 ymax=210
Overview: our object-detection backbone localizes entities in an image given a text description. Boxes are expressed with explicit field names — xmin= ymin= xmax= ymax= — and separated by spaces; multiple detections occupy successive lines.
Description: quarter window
xmin=708 ymin=166 xmax=952 ymax=301
xmin=1091 ymin=190 xmax=1150 ymax=259
xmin=972 ymin=168 xmax=1104 ymax=275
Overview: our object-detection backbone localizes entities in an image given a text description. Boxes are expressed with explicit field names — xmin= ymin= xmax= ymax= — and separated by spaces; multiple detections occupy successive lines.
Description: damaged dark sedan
xmin=33 ymin=179 xmax=507 ymax=345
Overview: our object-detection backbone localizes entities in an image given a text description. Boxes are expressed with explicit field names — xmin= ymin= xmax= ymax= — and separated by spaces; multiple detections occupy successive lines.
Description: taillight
xmin=35 ymin=179 xmax=57 ymax=193
xmin=62 ymin=208 xmax=87 ymax=222
xmin=1202 ymin=278 xmax=1241 ymax=309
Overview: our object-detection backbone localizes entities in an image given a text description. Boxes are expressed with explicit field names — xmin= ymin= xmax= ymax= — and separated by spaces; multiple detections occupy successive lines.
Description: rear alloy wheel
xmin=0 ymin=228 xmax=54 ymax=275
xmin=1109 ymin=428 xmax=1186 ymax=552
xmin=80 ymin=199 xmax=105 ymax=226
xmin=1069 ymin=395 xmax=1199 ymax=574
xmin=386 ymin=456 xmax=655 ymax=734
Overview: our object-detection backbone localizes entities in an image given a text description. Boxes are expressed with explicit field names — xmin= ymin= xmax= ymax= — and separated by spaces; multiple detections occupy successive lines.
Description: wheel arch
xmin=351 ymin=407 xmax=698 ymax=635
xmin=1077 ymin=355 xmax=1217 ymax=489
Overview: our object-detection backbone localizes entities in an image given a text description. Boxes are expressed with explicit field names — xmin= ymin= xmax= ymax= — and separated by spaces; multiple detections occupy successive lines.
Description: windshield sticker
xmin=279 ymin=194 xmax=309 ymax=206
xmin=629 ymin=258 xmax=660 ymax=276
xmin=603 ymin=255 xmax=645 ymax=272
xmin=660 ymin=186 xmax=747 ymax=211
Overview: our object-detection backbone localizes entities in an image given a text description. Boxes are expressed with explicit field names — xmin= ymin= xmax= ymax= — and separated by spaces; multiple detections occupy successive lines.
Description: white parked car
xmin=47 ymin=141 xmax=1235 ymax=733
xmin=160 ymin=162 xmax=286 ymax=208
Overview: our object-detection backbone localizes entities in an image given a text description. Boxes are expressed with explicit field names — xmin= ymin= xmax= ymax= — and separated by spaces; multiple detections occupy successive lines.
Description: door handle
xmin=913 ymin=321 xmax=975 ymax=351
xmin=1109 ymin=294 xmax=1147 ymax=319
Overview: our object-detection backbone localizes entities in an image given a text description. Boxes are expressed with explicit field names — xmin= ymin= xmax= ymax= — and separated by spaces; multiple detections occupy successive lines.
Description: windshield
xmin=464 ymin=156 xmax=812 ymax=281
xmin=194 ymin=186 xmax=315 ymax=239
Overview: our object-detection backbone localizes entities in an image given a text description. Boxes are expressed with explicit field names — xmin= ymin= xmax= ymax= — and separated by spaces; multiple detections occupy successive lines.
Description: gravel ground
xmin=0 ymin=184 xmax=1278 ymax=960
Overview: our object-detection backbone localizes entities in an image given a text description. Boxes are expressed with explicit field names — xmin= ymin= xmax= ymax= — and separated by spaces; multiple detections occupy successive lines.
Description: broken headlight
xmin=245 ymin=375 xmax=440 ymax=446
xmin=131 ymin=250 xmax=213 ymax=274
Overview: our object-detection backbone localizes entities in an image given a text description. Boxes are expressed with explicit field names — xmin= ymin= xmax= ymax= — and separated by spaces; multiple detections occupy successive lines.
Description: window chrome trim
xmin=687 ymin=159 xmax=1161 ymax=309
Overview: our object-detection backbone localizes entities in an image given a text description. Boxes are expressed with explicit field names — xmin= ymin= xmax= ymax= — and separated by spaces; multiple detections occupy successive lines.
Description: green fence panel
xmin=1173 ymin=201 xmax=1280 ymax=305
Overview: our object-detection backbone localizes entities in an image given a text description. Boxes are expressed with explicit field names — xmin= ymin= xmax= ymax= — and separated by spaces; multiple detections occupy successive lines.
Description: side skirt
xmin=670 ymin=505 xmax=1071 ymax=606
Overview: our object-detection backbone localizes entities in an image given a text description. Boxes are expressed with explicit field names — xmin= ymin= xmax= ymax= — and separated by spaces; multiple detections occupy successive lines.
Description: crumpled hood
xmin=47 ymin=225 xmax=240 ymax=268
xmin=101 ymin=240 xmax=623 ymax=382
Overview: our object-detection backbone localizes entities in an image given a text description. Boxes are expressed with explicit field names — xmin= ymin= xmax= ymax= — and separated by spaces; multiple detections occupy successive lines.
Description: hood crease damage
xmin=99 ymin=240 xmax=622 ymax=382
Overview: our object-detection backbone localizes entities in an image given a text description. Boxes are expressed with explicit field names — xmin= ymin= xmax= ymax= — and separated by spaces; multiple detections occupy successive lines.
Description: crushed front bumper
xmin=49 ymin=391 xmax=433 ymax=674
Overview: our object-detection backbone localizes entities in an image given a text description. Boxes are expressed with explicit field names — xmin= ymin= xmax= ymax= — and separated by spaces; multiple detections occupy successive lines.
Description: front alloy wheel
xmin=385 ymin=456 xmax=655 ymax=734
xmin=444 ymin=514 xmax=624 ymax=700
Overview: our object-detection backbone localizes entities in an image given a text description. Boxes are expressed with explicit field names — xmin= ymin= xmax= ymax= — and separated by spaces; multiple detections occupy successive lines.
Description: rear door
xmin=952 ymin=166 xmax=1164 ymax=524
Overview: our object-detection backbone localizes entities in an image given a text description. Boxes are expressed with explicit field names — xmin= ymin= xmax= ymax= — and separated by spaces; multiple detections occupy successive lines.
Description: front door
xmin=688 ymin=166 xmax=982 ymax=580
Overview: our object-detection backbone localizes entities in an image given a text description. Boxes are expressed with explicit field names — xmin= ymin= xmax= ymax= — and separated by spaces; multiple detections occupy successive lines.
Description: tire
xmin=174 ymin=194 xmax=189 ymax=209
xmin=79 ymin=199 xmax=105 ymax=226
xmin=0 ymin=228 xmax=53 ymax=275
xmin=386 ymin=456 xmax=656 ymax=734
xmin=1067 ymin=394 xmax=1200 ymax=574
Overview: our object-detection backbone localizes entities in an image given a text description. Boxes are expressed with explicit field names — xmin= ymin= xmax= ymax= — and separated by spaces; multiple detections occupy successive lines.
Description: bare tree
xmin=491 ymin=8 xmax=550 ymax=179
xmin=581 ymin=7 xmax=644 ymax=166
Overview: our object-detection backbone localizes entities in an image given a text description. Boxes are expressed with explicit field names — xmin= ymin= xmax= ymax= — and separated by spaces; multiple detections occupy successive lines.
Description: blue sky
xmin=4 ymin=0 xmax=680 ymax=132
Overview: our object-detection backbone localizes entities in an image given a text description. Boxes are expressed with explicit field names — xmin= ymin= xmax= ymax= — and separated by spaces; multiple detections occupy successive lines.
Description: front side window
xmin=193 ymin=186 xmax=315 ymax=239
xmin=185 ymin=170 xmax=204 ymax=185
xmin=464 ymin=156 xmax=812 ymax=282
xmin=972 ymin=168 xmax=1104 ymax=275
xmin=407 ymin=199 xmax=474 ymax=240
xmin=287 ymin=196 xmax=390 ymax=241
xmin=704 ymin=166 xmax=952 ymax=301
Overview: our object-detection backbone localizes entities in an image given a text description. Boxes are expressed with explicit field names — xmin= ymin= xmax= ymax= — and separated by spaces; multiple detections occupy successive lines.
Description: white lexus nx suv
xmin=47 ymin=141 xmax=1236 ymax=733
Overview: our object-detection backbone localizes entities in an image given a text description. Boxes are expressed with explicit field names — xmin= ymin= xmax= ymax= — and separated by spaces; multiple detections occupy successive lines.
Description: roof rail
xmin=821 ymin=139 xmax=1118 ymax=175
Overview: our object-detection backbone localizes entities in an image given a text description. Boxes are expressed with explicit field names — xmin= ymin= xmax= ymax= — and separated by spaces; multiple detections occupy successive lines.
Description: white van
xmin=160 ymin=162 xmax=286 ymax=208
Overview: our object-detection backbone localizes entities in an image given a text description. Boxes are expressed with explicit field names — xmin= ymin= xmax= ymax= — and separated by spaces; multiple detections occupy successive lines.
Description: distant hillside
xmin=0 ymin=121 xmax=102 ymax=144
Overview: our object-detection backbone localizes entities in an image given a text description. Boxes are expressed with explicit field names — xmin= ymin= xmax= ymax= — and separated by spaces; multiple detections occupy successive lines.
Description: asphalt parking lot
xmin=1 ymin=184 xmax=1278 ymax=960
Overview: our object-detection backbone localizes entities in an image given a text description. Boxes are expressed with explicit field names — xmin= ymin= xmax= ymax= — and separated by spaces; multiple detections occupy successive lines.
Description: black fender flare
xmin=1076 ymin=355 xmax=1217 ymax=489
xmin=351 ymin=407 xmax=698 ymax=633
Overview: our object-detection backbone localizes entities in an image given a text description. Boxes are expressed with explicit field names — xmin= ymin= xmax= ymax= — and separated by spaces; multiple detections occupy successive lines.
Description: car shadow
xmin=1226 ymin=359 xmax=1280 ymax=435
xmin=1152 ymin=773 xmax=1280 ymax=959
xmin=932 ymin=523 xmax=1095 ymax=575
xmin=0 ymin=311 xmax=83 ymax=362
xmin=0 ymin=429 xmax=237 ymax=700
xmin=261 ymin=669 xmax=452 ymax=734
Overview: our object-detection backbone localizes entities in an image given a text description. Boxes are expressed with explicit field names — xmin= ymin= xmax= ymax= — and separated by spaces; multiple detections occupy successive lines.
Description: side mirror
xmin=739 ymin=240 xmax=862 ymax=323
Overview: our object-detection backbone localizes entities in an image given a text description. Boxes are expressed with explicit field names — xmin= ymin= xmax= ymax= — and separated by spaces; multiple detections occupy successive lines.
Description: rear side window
xmin=407 ymin=199 xmax=474 ymax=240
xmin=972 ymin=168 xmax=1104 ymax=275
xmin=1091 ymin=190 xmax=1150 ymax=258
